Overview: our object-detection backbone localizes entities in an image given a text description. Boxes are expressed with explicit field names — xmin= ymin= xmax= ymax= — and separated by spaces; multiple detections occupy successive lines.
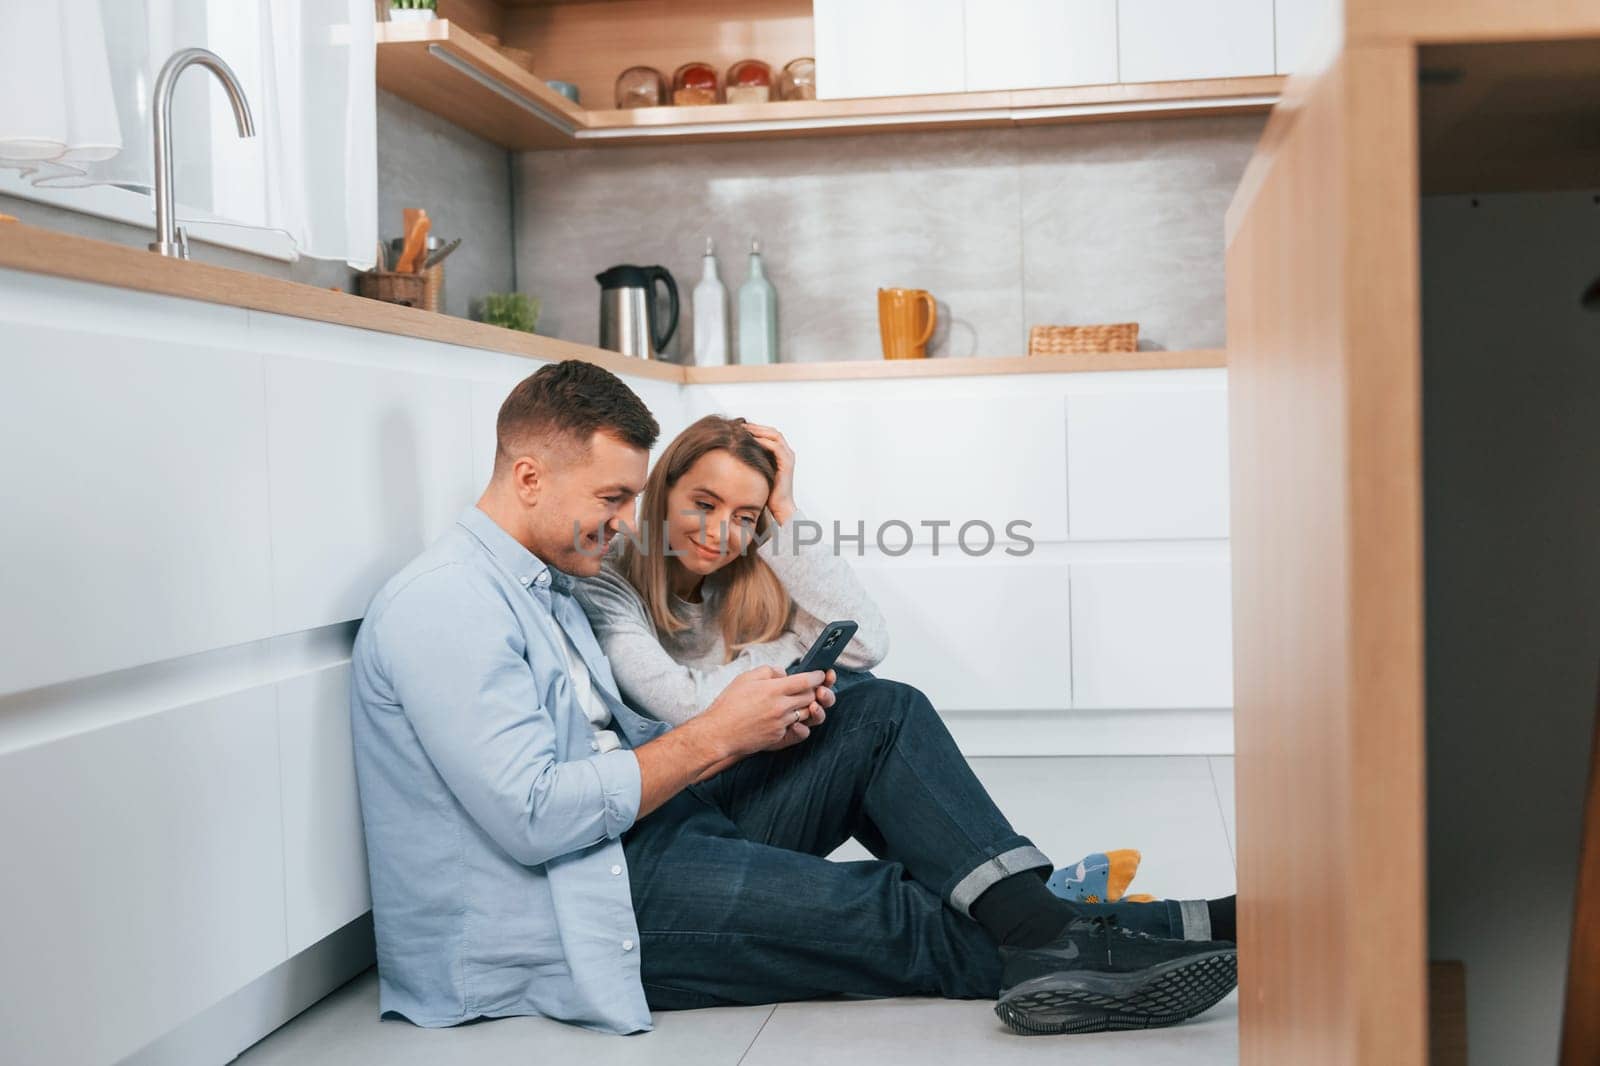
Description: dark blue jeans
xmin=622 ymin=675 xmax=1183 ymax=1010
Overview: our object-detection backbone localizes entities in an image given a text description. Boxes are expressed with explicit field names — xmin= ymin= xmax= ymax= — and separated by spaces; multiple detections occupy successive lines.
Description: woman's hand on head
xmin=744 ymin=423 xmax=797 ymax=525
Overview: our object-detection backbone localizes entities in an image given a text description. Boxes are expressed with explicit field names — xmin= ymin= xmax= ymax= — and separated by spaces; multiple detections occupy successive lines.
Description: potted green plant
xmin=388 ymin=0 xmax=436 ymax=24
xmin=475 ymin=293 xmax=541 ymax=333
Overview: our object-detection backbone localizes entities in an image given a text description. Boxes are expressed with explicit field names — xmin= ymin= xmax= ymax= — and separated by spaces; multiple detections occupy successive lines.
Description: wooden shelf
xmin=376 ymin=19 xmax=587 ymax=149
xmin=376 ymin=20 xmax=1285 ymax=150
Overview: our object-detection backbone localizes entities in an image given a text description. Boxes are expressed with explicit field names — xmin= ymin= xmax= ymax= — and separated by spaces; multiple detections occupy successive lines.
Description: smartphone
xmin=787 ymin=620 xmax=858 ymax=676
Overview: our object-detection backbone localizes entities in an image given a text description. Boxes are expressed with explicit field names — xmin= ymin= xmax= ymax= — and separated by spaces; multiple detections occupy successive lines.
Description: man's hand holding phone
xmin=641 ymin=666 xmax=838 ymax=809
xmin=695 ymin=666 xmax=835 ymax=763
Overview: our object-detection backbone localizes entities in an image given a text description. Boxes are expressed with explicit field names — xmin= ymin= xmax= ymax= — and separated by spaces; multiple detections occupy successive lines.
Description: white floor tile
xmin=234 ymin=969 xmax=771 ymax=1066
xmin=1210 ymin=756 xmax=1236 ymax=866
xmin=742 ymin=992 xmax=1238 ymax=1066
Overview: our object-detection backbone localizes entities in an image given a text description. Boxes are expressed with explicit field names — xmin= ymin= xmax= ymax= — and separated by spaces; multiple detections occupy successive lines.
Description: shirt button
xmin=518 ymin=575 xmax=531 ymax=586
xmin=622 ymin=939 xmax=634 ymax=952
xmin=611 ymin=864 xmax=622 ymax=876
xmin=590 ymin=739 xmax=599 ymax=751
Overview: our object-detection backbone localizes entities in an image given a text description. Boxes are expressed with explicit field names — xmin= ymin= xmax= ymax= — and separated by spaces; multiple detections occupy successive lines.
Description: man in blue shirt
xmin=350 ymin=361 xmax=1237 ymax=1038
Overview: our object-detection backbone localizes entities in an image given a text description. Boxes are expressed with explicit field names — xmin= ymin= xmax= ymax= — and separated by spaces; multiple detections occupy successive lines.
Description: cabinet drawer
xmin=0 ymin=689 xmax=286 ymax=1063
xmin=265 ymin=356 xmax=475 ymax=634
xmin=1069 ymin=558 xmax=1233 ymax=709
xmin=698 ymin=389 xmax=1070 ymax=545
xmin=1117 ymin=0 xmax=1275 ymax=82
xmin=1066 ymin=387 xmax=1229 ymax=541
xmin=0 ymin=321 xmax=272 ymax=696
xmin=964 ymin=0 xmax=1120 ymax=92
xmin=814 ymin=0 xmax=967 ymax=99
xmin=857 ymin=558 xmax=1071 ymax=711
xmin=279 ymin=664 xmax=372 ymax=956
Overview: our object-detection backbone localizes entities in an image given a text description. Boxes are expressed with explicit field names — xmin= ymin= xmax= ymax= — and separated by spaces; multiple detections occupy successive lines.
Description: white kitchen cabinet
xmin=1117 ymin=0 xmax=1275 ymax=83
xmin=0 ymin=317 xmax=274 ymax=698
xmin=264 ymin=354 xmax=475 ymax=635
xmin=1069 ymin=557 xmax=1234 ymax=709
xmin=813 ymin=0 xmax=967 ymax=100
xmin=857 ymin=558 xmax=1071 ymax=712
xmin=964 ymin=0 xmax=1120 ymax=92
xmin=1275 ymin=0 xmax=1332 ymax=74
xmin=691 ymin=383 xmax=1070 ymax=545
xmin=1066 ymin=386 xmax=1230 ymax=540
xmin=278 ymin=664 xmax=372 ymax=956
xmin=0 ymin=688 xmax=287 ymax=1066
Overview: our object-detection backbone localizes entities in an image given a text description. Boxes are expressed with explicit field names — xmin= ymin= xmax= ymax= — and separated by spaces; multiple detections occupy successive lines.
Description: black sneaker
xmin=994 ymin=915 xmax=1237 ymax=1036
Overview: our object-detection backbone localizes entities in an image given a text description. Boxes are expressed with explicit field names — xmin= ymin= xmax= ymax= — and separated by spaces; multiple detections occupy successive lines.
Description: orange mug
xmin=877 ymin=288 xmax=937 ymax=360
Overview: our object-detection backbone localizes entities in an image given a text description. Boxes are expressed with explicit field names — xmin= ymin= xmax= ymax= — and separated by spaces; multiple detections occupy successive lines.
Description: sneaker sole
xmin=994 ymin=949 xmax=1237 ymax=1036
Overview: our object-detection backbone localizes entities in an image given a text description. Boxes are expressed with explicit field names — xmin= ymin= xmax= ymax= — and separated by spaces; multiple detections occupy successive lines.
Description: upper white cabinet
xmin=964 ymin=0 xmax=1120 ymax=93
xmin=814 ymin=0 xmax=967 ymax=100
xmin=817 ymin=0 xmax=1279 ymax=101
xmin=1274 ymin=0 xmax=1331 ymax=74
xmin=1117 ymin=0 xmax=1275 ymax=83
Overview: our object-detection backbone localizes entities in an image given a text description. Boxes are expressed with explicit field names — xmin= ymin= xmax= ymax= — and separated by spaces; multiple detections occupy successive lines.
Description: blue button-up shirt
xmin=350 ymin=506 xmax=671 ymax=1034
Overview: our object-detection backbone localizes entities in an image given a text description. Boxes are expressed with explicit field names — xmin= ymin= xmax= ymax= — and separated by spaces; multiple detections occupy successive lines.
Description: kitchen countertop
xmin=0 ymin=221 xmax=1225 ymax=382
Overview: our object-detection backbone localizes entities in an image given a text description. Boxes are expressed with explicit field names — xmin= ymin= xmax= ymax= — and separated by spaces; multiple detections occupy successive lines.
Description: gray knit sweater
xmin=573 ymin=507 xmax=889 ymax=726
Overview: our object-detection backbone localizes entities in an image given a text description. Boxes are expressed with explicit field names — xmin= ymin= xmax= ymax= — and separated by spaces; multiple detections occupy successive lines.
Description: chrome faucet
xmin=148 ymin=48 xmax=255 ymax=259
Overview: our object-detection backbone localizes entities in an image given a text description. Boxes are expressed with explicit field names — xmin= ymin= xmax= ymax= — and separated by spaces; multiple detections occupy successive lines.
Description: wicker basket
xmin=1028 ymin=322 xmax=1140 ymax=355
xmin=358 ymin=270 xmax=428 ymax=308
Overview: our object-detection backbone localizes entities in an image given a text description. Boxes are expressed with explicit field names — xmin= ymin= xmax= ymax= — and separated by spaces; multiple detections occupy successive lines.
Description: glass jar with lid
xmin=615 ymin=66 xmax=665 ymax=109
xmin=778 ymin=57 xmax=816 ymax=101
xmin=725 ymin=59 xmax=773 ymax=105
xmin=672 ymin=61 xmax=720 ymax=105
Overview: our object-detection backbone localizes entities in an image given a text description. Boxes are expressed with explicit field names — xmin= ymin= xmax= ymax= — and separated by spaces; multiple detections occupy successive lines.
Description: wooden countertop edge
xmin=686 ymin=349 xmax=1227 ymax=383
xmin=0 ymin=221 xmax=681 ymax=382
xmin=0 ymin=222 xmax=1227 ymax=382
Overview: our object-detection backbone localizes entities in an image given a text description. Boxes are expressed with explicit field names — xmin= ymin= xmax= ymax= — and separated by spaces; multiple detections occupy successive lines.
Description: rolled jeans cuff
xmin=947 ymin=844 xmax=1053 ymax=918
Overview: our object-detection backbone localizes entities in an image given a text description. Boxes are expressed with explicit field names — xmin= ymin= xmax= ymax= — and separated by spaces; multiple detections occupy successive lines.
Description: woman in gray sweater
xmin=574 ymin=414 xmax=887 ymax=727
xmin=574 ymin=414 xmax=1160 ymax=912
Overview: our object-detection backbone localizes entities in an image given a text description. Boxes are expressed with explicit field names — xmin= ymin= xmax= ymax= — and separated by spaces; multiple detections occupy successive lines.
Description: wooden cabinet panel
xmin=964 ymin=0 xmax=1120 ymax=92
xmin=814 ymin=0 xmax=967 ymax=100
xmin=1118 ymin=0 xmax=1275 ymax=82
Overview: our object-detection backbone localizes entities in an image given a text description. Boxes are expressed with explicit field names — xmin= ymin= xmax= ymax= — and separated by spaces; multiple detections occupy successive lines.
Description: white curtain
xmin=0 ymin=0 xmax=377 ymax=267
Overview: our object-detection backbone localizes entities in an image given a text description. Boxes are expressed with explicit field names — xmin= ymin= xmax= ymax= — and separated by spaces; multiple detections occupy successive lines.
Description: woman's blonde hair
xmin=620 ymin=415 xmax=791 ymax=661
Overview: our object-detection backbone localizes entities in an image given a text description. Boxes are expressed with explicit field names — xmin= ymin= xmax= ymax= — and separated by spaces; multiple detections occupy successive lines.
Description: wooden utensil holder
xmin=358 ymin=270 xmax=427 ymax=308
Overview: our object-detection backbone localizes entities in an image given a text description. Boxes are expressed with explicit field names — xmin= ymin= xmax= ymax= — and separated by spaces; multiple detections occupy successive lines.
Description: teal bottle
xmin=737 ymin=237 xmax=778 ymax=365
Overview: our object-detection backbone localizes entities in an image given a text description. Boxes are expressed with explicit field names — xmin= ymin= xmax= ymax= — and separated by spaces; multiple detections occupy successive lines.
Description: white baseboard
xmin=944 ymin=708 xmax=1234 ymax=757
xmin=118 ymin=914 xmax=375 ymax=1066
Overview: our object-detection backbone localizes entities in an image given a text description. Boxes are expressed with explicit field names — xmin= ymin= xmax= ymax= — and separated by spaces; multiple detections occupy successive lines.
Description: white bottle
xmin=692 ymin=237 xmax=729 ymax=367
xmin=738 ymin=237 xmax=778 ymax=365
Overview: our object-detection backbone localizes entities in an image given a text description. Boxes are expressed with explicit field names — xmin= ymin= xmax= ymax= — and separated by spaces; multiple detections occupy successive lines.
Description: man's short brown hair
xmin=495 ymin=360 xmax=659 ymax=470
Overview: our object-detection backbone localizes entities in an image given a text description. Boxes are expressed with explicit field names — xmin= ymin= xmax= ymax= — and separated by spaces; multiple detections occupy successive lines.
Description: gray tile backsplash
xmin=376 ymin=91 xmax=515 ymax=319
xmin=515 ymin=115 xmax=1264 ymax=362
xmin=7 ymin=102 xmax=1257 ymax=358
